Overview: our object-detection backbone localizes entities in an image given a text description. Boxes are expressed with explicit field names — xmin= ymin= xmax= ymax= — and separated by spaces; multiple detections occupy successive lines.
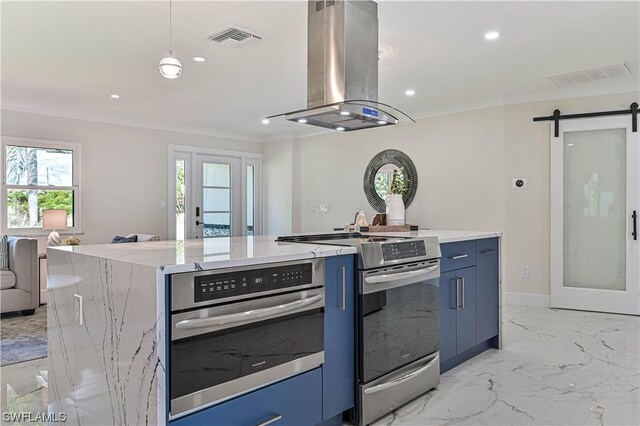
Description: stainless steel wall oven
xmin=169 ymin=259 xmax=325 ymax=418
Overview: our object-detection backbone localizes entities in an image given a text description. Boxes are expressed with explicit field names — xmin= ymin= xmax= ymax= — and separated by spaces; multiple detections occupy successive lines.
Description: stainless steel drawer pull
xmin=340 ymin=266 xmax=347 ymax=311
xmin=455 ymin=278 xmax=462 ymax=309
xmin=257 ymin=414 xmax=283 ymax=426
xmin=449 ymin=254 xmax=468 ymax=260
xmin=480 ymin=248 xmax=496 ymax=254
xmin=460 ymin=277 xmax=465 ymax=309
xmin=175 ymin=294 xmax=324 ymax=330
xmin=364 ymin=354 xmax=440 ymax=394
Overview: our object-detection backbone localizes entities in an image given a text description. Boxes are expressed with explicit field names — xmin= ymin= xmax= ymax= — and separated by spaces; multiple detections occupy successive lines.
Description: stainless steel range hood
xmin=277 ymin=0 xmax=412 ymax=132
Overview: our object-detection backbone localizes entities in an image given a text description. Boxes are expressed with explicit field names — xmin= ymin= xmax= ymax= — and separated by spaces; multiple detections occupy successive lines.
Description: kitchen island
xmin=46 ymin=230 xmax=501 ymax=425
xmin=46 ymin=236 xmax=356 ymax=425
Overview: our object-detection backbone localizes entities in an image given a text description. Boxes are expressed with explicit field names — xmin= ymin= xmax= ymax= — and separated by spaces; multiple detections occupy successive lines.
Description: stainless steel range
xmin=277 ymin=233 xmax=441 ymax=425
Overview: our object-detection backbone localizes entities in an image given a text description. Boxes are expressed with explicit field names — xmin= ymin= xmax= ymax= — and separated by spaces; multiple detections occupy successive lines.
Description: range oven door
xmin=169 ymin=288 xmax=324 ymax=418
xmin=359 ymin=261 xmax=440 ymax=384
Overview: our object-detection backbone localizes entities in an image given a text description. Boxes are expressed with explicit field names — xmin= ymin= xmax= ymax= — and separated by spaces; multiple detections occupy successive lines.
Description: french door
xmin=551 ymin=116 xmax=639 ymax=315
xmin=194 ymin=154 xmax=241 ymax=238
xmin=169 ymin=146 xmax=261 ymax=240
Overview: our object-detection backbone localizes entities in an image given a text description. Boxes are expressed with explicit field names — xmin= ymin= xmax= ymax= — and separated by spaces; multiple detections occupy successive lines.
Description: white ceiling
xmin=2 ymin=1 xmax=639 ymax=142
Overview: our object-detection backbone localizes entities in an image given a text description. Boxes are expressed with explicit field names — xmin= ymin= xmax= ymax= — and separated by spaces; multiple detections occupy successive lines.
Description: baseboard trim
xmin=503 ymin=292 xmax=550 ymax=307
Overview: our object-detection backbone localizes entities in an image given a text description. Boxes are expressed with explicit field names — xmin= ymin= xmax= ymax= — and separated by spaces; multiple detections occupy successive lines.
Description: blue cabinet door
xmin=322 ymin=255 xmax=355 ymax=420
xmin=170 ymin=369 xmax=322 ymax=426
xmin=476 ymin=238 xmax=499 ymax=343
xmin=439 ymin=270 xmax=458 ymax=363
xmin=455 ymin=266 xmax=477 ymax=354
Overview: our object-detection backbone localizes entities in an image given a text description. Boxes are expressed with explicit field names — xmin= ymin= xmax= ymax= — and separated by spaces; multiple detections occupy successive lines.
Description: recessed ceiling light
xmin=193 ymin=56 xmax=207 ymax=62
xmin=297 ymin=118 xmax=308 ymax=124
xmin=110 ymin=94 xmax=120 ymax=99
xmin=261 ymin=119 xmax=270 ymax=124
xmin=405 ymin=89 xmax=416 ymax=96
xmin=377 ymin=121 xmax=387 ymax=125
xmin=340 ymin=111 xmax=350 ymax=116
xmin=336 ymin=127 xmax=345 ymax=131
xmin=484 ymin=31 xmax=500 ymax=40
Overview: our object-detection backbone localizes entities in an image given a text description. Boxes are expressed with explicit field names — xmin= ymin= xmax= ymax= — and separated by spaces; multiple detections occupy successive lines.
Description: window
xmin=2 ymin=138 xmax=81 ymax=234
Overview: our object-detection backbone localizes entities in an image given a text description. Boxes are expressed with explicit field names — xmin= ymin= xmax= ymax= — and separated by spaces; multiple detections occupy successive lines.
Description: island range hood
xmin=272 ymin=0 xmax=413 ymax=132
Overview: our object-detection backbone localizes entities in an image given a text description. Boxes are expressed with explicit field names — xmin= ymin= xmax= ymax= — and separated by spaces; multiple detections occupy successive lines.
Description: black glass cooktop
xmin=276 ymin=233 xmax=406 ymax=248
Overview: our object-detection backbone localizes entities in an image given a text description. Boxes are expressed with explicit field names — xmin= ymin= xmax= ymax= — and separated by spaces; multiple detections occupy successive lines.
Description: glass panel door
xmin=551 ymin=116 xmax=639 ymax=315
xmin=195 ymin=155 xmax=241 ymax=238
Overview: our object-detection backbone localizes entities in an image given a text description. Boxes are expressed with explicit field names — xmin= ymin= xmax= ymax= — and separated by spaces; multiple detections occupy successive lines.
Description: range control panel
xmin=194 ymin=263 xmax=313 ymax=303
xmin=382 ymin=240 xmax=427 ymax=261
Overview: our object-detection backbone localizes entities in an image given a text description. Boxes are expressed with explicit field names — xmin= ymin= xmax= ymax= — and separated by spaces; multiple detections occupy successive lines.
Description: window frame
xmin=1 ymin=136 xmax=82 ymax=236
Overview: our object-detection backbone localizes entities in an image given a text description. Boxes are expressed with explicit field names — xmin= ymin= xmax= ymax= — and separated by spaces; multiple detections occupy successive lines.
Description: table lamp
xmin=42 ymin=209 xmax=68 ymax=246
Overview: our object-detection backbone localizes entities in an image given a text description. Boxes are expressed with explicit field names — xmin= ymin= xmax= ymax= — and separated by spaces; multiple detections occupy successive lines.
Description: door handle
xmin=339 ymin=266 xmax=346 ymax=311
xmin=480 ymin=248 xmax=496 ymax=254
xmin=365 ymin=265 xmax=439 ymax=284
xmin=195 ymin=220 xmax=201 ymax=226
xmin=256 ymin=415 xmax=282 ymax=426
xmin=460 ymin=277 xmax=465 ymax=309
xmin=196 ymin=206 xmax=200 ymax=217
xmin=363 ymin=354 xmax=440 ymax=395
xmin=633 ymin=210 xmax=638 ymax=241
xmin=454 ymin=278 xmax=461 ymax=310
xmin=449 ymin=254 xmax=468 ymax=260
xmin=175 ymin=294 xmax=324 ymax=330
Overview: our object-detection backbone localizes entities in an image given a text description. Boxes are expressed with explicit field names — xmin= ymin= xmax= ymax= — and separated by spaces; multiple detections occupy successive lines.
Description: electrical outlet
xmin=521 ymin=265 xmax=530 ymax=278
xmin=160 ymin=200 xmax=166 ymax=210
xmin=74 ymin=294 xmax=83 ymax=325
xmin=512 ymin=178 xmax=528 ymax=189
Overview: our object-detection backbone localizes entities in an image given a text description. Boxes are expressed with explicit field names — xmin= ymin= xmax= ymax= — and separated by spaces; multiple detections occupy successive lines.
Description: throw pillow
xmin=111 ymin=235 xmax=138 ymax=244
xmin=0 ymin=235 xmax=8 ymax=270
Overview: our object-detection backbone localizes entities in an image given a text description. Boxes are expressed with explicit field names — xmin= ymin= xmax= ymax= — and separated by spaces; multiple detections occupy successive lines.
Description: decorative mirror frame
xmin=363 ymin=149 xmax=418 ymax=213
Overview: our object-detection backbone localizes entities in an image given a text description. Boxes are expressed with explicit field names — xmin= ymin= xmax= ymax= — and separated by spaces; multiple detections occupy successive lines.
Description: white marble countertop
xmin=365 ymin=229 xmax=502 ymax=243
xmin=50 ymin=235 xmax=357 ymax=274
xmin=49 ymin=230 xmax=500 ymax=274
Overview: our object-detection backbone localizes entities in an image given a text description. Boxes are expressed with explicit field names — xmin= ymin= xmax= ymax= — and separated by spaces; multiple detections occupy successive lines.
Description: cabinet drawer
xmin=440 ymin=241 xmax=477 ymax=272
xmin=170 ymin=369 xmax=322 ymax=426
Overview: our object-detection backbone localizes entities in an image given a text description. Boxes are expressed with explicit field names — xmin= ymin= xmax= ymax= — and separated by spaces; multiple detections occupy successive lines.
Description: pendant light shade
xmin=159 ymin=54 xmax=182 ymax=79
xmin=159 ymin=0 xmax=181 ymax=79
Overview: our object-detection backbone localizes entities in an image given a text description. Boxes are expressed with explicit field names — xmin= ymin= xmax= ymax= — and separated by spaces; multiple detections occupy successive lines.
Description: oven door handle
xmin=175 ymin=293 xmax=324 ymax=330
xmin=364 ymin=354 xmax=440 ymax=395
xmin=364 ymin=264 xmax=439 ymax=285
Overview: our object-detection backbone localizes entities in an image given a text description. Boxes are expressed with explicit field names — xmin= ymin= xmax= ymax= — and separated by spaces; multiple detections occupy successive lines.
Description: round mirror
xmin=363 ymin=149 xmax=418 ymax=213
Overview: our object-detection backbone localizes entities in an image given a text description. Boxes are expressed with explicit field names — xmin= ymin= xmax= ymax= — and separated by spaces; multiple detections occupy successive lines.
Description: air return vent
xmin=204 ymin=26 xmax=262 ymax=48
xmin=546 ymin=62 xmax=633 ymax=88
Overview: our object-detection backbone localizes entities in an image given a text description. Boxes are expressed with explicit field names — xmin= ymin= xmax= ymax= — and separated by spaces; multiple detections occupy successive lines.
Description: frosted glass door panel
xmin=563 ymin=128 xmax=626 ymax=291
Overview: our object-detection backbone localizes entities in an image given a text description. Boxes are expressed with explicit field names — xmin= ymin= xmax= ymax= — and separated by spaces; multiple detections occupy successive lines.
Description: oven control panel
xmin=382 ymin=240 xmax=427 ymax=261
xmin=194 ymin=263 xmax=313 ymax=303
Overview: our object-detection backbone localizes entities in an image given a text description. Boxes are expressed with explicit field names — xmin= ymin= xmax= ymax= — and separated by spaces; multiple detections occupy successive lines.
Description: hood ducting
xmin=276 ymin=0 xmax=411 ymax=132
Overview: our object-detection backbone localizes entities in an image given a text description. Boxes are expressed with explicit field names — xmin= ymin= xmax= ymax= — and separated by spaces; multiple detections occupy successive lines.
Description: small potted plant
xmin=63 ymin=236 xmax=81 ymax=246
xmin=376 ymin=168 xmax=409 ymax=226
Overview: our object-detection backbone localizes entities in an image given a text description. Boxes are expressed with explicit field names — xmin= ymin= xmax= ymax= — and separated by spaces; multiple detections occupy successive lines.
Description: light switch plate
xmin=512 ymin=178 xmax=528 ymax=189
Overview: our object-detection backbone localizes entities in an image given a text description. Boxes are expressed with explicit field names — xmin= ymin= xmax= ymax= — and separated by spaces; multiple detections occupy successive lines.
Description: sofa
xmin=0 ymin=237 xmax=39 ymax=315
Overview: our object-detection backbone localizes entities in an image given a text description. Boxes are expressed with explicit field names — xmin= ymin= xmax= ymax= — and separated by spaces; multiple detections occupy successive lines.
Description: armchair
xmin=0 ymin=237 xmax=39 ymax=315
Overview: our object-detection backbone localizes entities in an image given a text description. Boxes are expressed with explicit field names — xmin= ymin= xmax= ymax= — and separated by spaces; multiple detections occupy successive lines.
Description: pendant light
xmin=159 ymin=0 xmax=182 ymax=79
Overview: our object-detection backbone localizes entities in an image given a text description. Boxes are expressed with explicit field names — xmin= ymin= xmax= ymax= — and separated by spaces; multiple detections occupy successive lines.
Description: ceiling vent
xmin=204 ymin=26 xmax=262 ymax=48
xmin=546 ymin=62 xmax=633 ymax=88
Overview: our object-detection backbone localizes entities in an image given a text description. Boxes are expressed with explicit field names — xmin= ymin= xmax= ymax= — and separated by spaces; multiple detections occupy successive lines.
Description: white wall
xmin=263 ymin=91 xmax=640 ymax=297
xmin=262 ymin=139 xmax=294 ymax=235
xmin=1 ymin=109 xmax=262 ymax=250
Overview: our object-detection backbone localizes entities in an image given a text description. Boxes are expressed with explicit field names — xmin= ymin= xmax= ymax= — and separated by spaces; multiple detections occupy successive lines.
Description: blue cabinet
xmin=170 ymin=368 xmax=322 ymax=426
xmin=439 ymin=239 xmax=499 ymax=373
xmin=439 ymin=267 xmax=477 ymax=361
xmin=322 ymin=255 xmax=355 ymax=420
xmin=476 ymin=238 xmax=499 ymax=343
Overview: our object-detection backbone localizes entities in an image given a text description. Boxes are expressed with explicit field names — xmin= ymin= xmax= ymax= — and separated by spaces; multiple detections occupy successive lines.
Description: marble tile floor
xmin=374 ymin=305 xmax=640 ymax=426
xmin=0 ymin=306 xmax=637 ymax=425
